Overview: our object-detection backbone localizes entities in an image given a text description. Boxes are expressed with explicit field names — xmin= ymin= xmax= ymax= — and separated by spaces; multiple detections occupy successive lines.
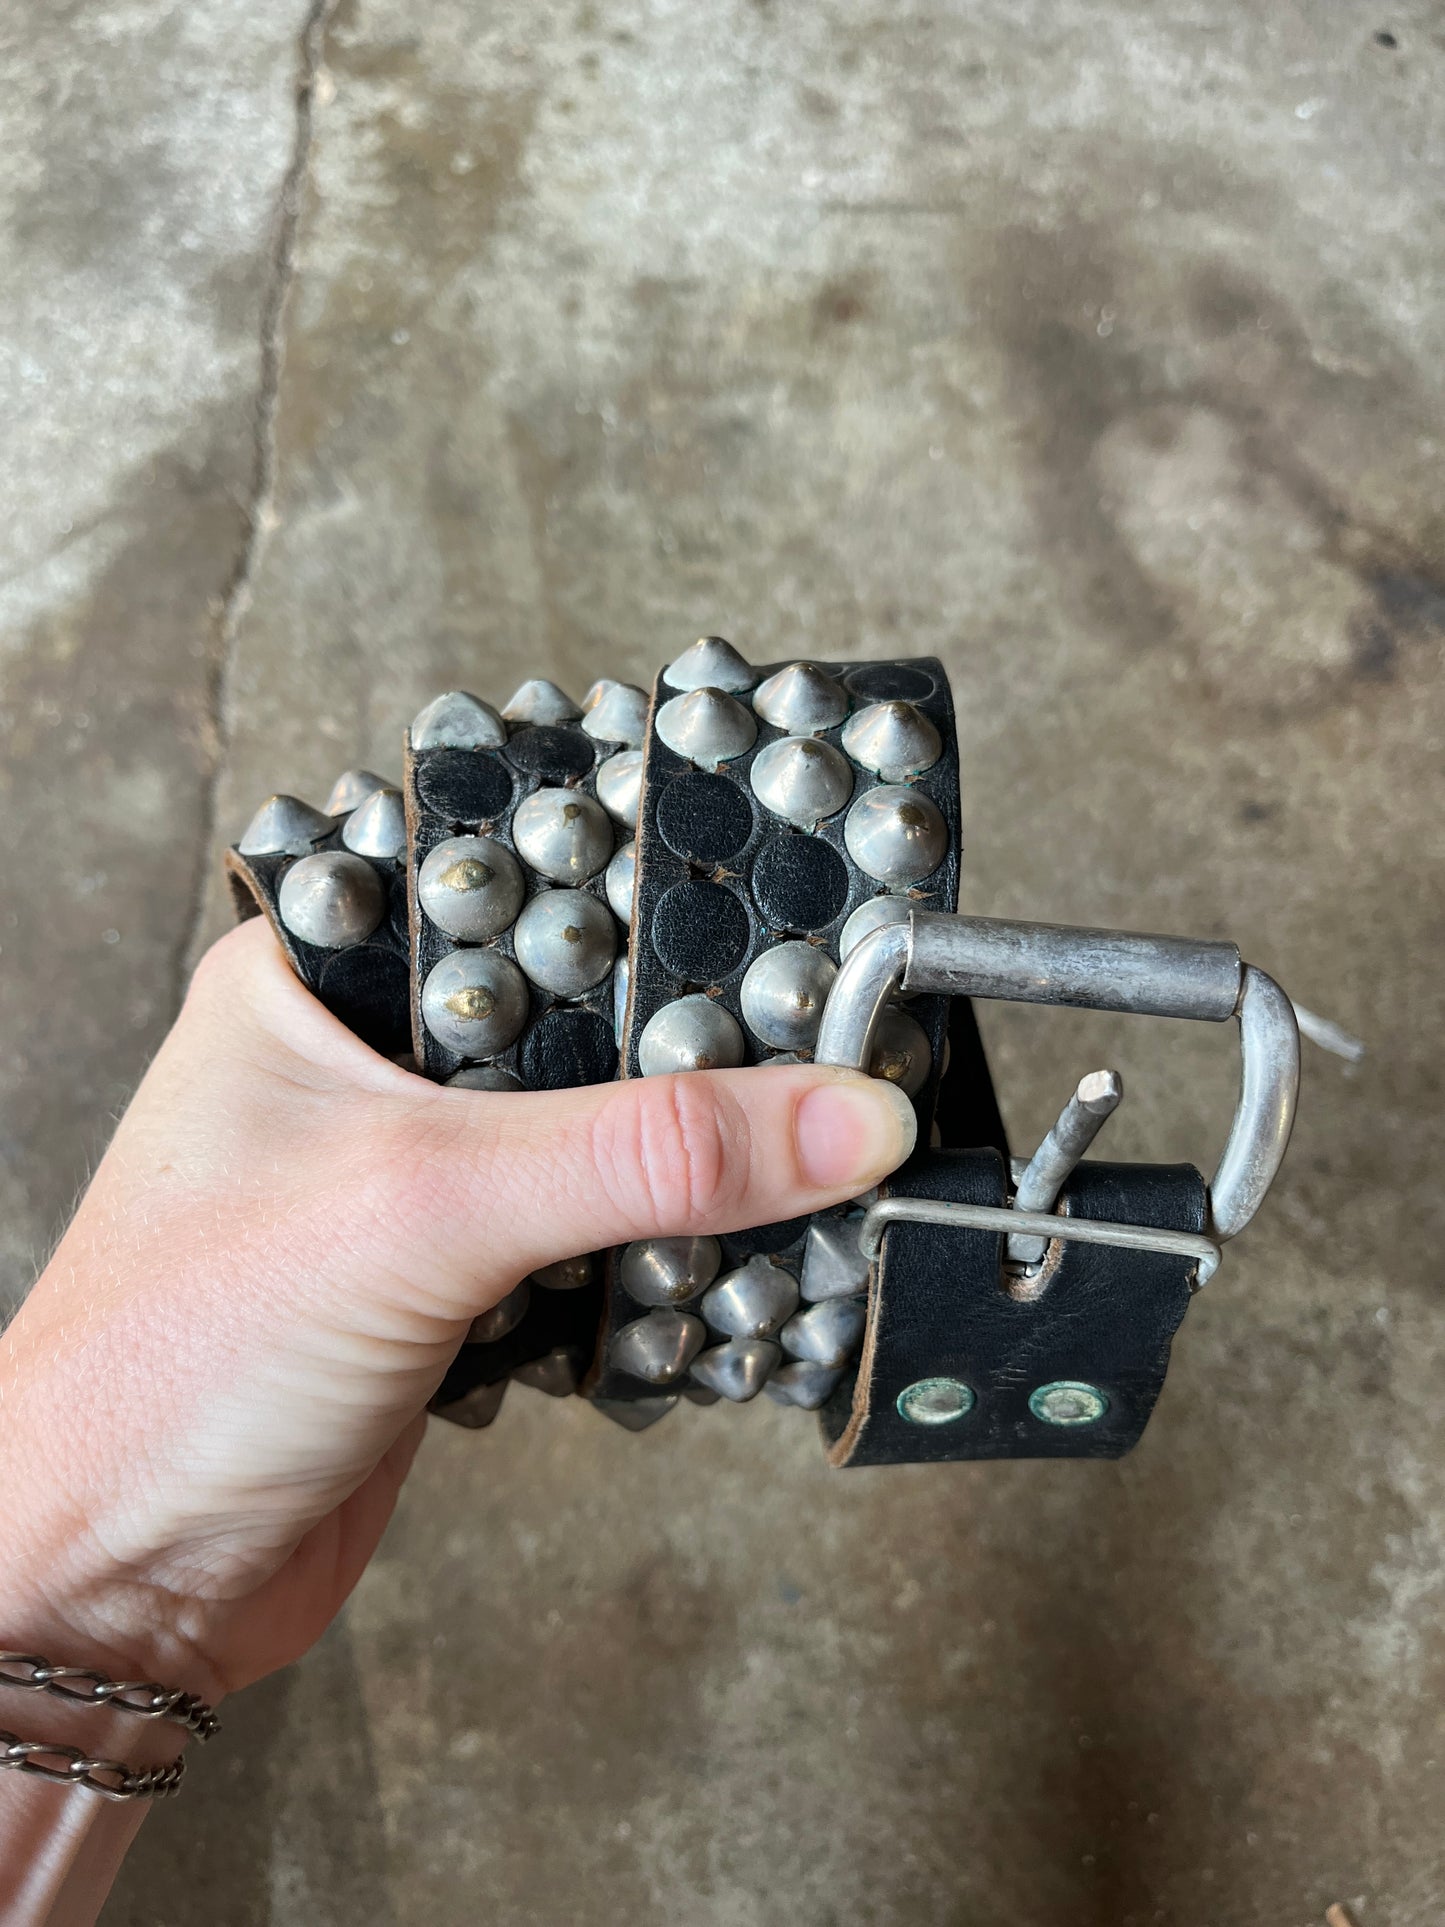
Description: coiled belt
xmin=227 ymin=641 xmax=1300 ymax=1466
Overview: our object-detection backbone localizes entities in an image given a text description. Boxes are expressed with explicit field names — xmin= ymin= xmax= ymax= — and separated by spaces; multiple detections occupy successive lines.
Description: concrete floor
xmin=2 ymin=0 xmax=1443 ymax=1920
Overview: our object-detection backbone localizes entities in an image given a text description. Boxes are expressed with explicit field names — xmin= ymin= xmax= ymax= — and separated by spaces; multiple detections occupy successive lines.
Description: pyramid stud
xmin=801 ymin=1216 xmax=871 ymax=1302
xmin=655 ymin=687 xmax=757 ymax=770
xmin=417 ymin=834 xmax=525 ymax=940
xmin=531 ymin=1254 xmax=593 ymax=1291
xmin=512 ymin=1349 xmax=581 ymax=1396
xmin=513 ymin=887 xmax=616 ymax=998
xmin=511 ymin=788 xmax=613 ymax=883
xmin=605 ymin=840 xmax=637 ymax=924
xmin=663 ymin=635 xmax=756 ymax=693
xmin=277 ymin=851 xmax=386 ymax=949
xmin=870 ymin=1006 xmax=932 ymax=1097
xmin=610 ymin=1308 xmax=706 ymax=1384
xmin=739 ymin=939 xmax=837 ymax=1050
xmin=841 ymin=701 xmax=942 ymax=781
xmin=593 ymin=1395 xmax=678 ymax=1431
xmin=596 ymin=749 xmax=644 ymax=828
xmin=749 ymin=735 xmax=853 ymax=828
xmin=447 ymin=1064 xmax=523 ymax=1091
xmin=341 ymin=786 xmax=407 ymax=860
xmin=620 ymin=1235 xmax=722 ymax=1307
xmin=420 ymin=949 xmax=529 ymax=1057
xmin=764 ymin=1361 xmax=846 ymax=1410
xmin=637 ymin=995 xmax=745 ymax=1075
xmin=751 ymin=661 xmax=848 ymax=734
xmin=324 ymin=768 xmax=390 ymax=816
xmin=238 ymin=793 xmax=331 ymax=856
xmin=689 ymin=1338 xmax=781 ymax=1402
xmin=780 ymin=1296 xmax=867 ymax=1368
xmin=582 ymin=678 xmax=620 ymax=711
xmin=843 ymin=784 xmax=948 ymax=886
xmin=432 ymin=1379 xmax=507 ymax=1429
xmin=410 ymin=690 xmax=508 ymax=751
xmin=839 ymin=894 xmax=913 ymax=959
xmin=502 ymin=679 xmax=581 ymax=725
xmin=467 ymin=1279 xmax=530 ymax=1344
xmin=582 ymin=682 xmax=649 ymax=747
xmin=613 ymin=954 xmax=630 ymax=1043
xmin=699 ymin=1255 xmax=800 ymax=1339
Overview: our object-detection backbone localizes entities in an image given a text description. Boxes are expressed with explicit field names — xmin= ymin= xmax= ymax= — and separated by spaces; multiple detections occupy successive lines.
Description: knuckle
xmin=601 ymin=1075 xmax=754 ymax=1231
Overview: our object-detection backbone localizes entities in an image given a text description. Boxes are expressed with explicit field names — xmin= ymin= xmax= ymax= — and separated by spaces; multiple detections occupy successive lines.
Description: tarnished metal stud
xmin=324 ymin=768 xmax=390 ymax=816
xmin=581 ymin=682 xmax=649 ymax=747
xmin=238 ymin=793 xmax=331 ymax=856
xmin=841 ymin=701 xmax=943 ymax=781
xmin=688 ymin=1338 xmax=782 ymax=1402
xmin=780 ymin=1296 xmax=867 ymax=1368
xmin=636 ymin=995 xmax=745 ymax=1075
xmin=342 ymin=786 xmax=407 ymax=860
xmin=699 ymin=1255 xmax=800 ymax=1339
xmin=663 ymin=635 xmax=756 ymax=693
xmin=432 ymin=1379 xmax=507 ymax=1429
xmin=502 ymin=679 xmax=581 ymax=725
xmin=740 ymin=940 xmax=837 ymax=1050
xmin=869 ymin=1006 xmax=932 ymax=1098
xmin=511 ymin=787 xmax=614 ymax=883
xmin=620 ymin=1235 xmax=722 ymax=1307
xmin=655 ymin=687 xmax=757 ymax=770
xmin=839 ymin=894 xmax=913 ymax=959
xmin=613 ymin=954 xmax=630 ymax=1044
xmin=513 ymin=888 xmax=617 ymax=998
xmin=447 ymin=1064 xmax=524 ymax=1091
xmin=800 ymin=1215 xmax=870 ymax=1302
xmin=843 ymin=784 xmax=948 ymax=886
xmin=593 ymin=1395 xmax=678 ymax=1431
xmin=596 ymin=748 xmax=644 ymax=827
xmin=417 ymin=834 xmax=525 ymax=940
xmin=531 ymin=1254 xmax=593 ymax=1291
xmin=277 ymin=851 xmax=386 ymax=948
xmin=751 ymin=661 xmax=848 ymax=734
xmin=610 ymin=1308 xmax=707 ymax=1384
xmin=605 ymin=840 xmax=637 ymax=924
xmin=512 ymin=1349 xmax=581 ymax=1396
xmin=749 ymin=735 xmax=854 ymax=828
xmin=764 ymin=1361 xmax=846 ymax=1410
xmin=467 ymin=1279 xmax=530 ymax=1344
xmin=410 ymin=690 xmax=508 ymax=750
xmin=420 ymin=949 xmax=530 ymax=1057
xmin=582 ymin=678 xmax=619 ymax=711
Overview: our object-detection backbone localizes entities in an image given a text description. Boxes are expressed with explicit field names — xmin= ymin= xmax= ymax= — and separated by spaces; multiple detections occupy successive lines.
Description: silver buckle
xmin=814 ymin=910 xmax=1302 ymax=1287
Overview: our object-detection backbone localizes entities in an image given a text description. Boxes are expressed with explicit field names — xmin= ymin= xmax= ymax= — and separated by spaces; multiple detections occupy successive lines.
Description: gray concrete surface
xmin=2 ymin=0 xmax=1443 ymax=1920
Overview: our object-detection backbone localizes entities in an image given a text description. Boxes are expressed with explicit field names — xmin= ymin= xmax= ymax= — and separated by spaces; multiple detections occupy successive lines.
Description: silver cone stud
xmin=594 ymin=1395 xmax=678 ymax=1432
xmin=780 ymin=1296 xmax=866 ymax=1368
xmin=764 ymin=1361 xmax=846 ymax=1410
xmin=511 ymin=787 xmax=613 ymax=883
xmin=342 ymin=786 xmax=407 ymax=860
xmin=410 ymin=690 xmax=508 ymax=751
xmin=749 ymin=735 xmax=853 ymax=828
xmin=420 ymin=949 xmax=529 ymax=1057
xmin=663 ymin=635 xmax=756 ymax=693
xmin=699 ymin=1256 xmax=800 ymax=1339
xmin=620 ymin=1235 xmax=722 ymax=1307
xmin=839 ymin=893 xmax=913 ymax=959
xmin=655 ymin=687 xmax=757 ymax=770
xmin=417 ymin=834 xmax=525 ymax=940
xmin=841 ymin=701 xmax=942 ymax=781
xmin=512 ymin=1349 xmax=581 ymax=1397
xmin=446 ymin=1064 xmax=523 ymax=1091
xmin=582 ymin=678 xmax=620 ymax=711
xmin=502 ymin=679 xmax=581 ymax=725
xmin=740 ymin=939 xmax=837 ymax=1050
xmin=843 ymin=784 xmax=948 ymax=886
xmin=513 ymin=887 xmax=617 ymax=997
xmin=801 ymin=1215 xmax=871 ymax=1302
xmin=610 ymin=1308 xmax=706 ymax=1384
xmin=238 ymin=793 xmax=331 ymax=856
xmin=433 ymin=1379 xmax=507 ymax=1429
xmin=277 ymin=851 xmax=386 ymax=949
xmin=613 ymin=954 xmax=630 ymax=1044
xmin=870 ymin=1006 xmax=932 ymax=1097
xmin=637 ymin=995 xmax=745 ymax=1075
xmin=324 ymin=768 xmax=390 ymax=816
xmin=605 ymin=840 xmax=637 ymax=924
xmin=751 ymin=661 xmax=848 ymax=734
xmin=530 ymin=1254 xmax=593 ymax=1291
xmin=467 ymin=1279 xmax=530 ymax=1344
xmin=689 ymin=1338 xmax=781 ymax=1402
xmin=581 ymin=682 xmax=649 ymax=747
xmin=596 ymin=748 xmax=644 ymax=828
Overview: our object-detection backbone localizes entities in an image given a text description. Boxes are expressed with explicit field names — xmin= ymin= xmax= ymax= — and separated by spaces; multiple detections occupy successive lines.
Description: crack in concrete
xmin=176 ymin=0 xmax=336 ymax=994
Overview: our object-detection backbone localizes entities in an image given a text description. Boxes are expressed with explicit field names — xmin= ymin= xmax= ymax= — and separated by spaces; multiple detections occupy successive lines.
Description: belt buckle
xmin=815 ymin=910 xmax=1302 ymax=1289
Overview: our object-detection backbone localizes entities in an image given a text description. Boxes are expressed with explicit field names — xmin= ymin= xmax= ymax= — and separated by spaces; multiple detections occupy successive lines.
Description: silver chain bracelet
xmin=0 ymin=1652 xmax=220 ymax=1741
xmin=0 ymin=1726 xmax=187 ymax=1801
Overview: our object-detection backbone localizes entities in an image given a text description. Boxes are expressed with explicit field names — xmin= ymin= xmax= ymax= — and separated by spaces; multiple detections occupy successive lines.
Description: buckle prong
xmin=1007 ymin=1067 xmax=1123 ymax=1269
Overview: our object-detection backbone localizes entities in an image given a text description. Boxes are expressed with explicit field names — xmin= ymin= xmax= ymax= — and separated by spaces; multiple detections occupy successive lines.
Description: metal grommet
xmin=1028 ymin=1380 xmax=1109 ymax=1426
xmin=896 ymin=1377 xmax=975 ymax=1425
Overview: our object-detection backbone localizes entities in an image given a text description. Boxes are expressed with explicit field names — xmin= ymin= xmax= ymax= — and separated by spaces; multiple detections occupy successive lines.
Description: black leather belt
xmin=226 ymin=642 xmax=1301 ymax=1465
